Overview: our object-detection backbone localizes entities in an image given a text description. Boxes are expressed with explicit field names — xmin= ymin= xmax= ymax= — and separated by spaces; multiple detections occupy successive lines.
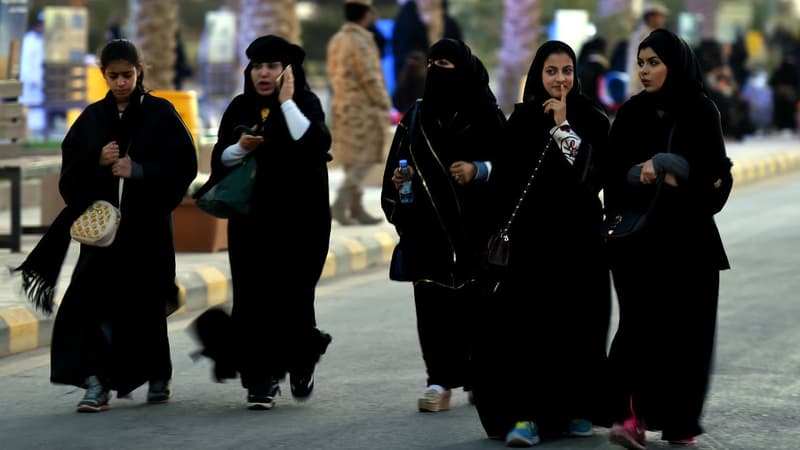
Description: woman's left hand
xmin=450 ymin=161 xmax=476 ymax=185
xmin=543 ymin=88 xmax=567 ymax=125
xmin=638 ymin=159 xmax=658 ymax=184
xmin=279 ymin=64 xmax=294 ymax=104
xmin=112 ymin=156 xmax=132 ymax=178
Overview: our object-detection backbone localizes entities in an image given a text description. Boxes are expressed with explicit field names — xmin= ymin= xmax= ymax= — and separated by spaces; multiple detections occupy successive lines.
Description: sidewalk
xmin=1 ymin=134 xmax=799 ymax=357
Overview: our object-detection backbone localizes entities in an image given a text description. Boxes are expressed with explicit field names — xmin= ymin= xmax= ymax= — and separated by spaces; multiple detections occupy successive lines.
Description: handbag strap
xmin=498 ymin=137 xmax=554 ymax=236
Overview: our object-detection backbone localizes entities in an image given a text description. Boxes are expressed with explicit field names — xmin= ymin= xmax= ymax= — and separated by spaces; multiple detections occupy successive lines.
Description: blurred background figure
xmin=18 ymin=10 xmax=45 ymax=140
xmin=626 ymin=2 xmax=669 ymax=98
xmin=442 ymin=0 xmax=463 ymax=42
xmin=577 ymin=36 xmax=610 ymax=111
xmin=392 ymin=49 xmax=426 ymax=116
xmin=327 ymin=0 xmax=392 ymax=226
xmin=769 ymin=53 xmax=799 ymax=133
xmin=697 ymin=38 xmax=753 ymax=141
xmin=391 ymin=0 xmax=429 ymax=107
xmin=173 ymin=29 xmax=193 ymax=90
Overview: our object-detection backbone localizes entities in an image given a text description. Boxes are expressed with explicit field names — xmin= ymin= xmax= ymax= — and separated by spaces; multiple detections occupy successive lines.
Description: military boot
xmin=331 ymin=187 xmax=357 ymax=225
xmin=350 ymin=191 xmax=382 ymax=225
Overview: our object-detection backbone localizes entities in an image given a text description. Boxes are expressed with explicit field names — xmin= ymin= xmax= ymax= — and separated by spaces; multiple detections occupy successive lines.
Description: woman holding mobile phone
xmin=193 ymin=35 xmax=333 ymax=410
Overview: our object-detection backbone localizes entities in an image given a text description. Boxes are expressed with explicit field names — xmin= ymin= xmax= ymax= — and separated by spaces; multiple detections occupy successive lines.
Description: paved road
xmin=0 ymin=173 xmax=798 ymax=449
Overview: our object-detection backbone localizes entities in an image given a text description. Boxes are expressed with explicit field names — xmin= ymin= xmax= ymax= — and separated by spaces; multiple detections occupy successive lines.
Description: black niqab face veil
xmin=522 ymin=40 xmax=582 ymax=104
xmin=422 ymin=38 xmax=496 ymax=118
xmin=638 ymin=28 xmax=707 ymax=109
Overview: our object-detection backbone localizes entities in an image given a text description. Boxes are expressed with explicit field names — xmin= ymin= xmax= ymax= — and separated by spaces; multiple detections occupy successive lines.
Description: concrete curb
xmin=3 ymin=148 xmax=800 ymax=358
xmin=0 ymin=230 xmax=398 ymax=358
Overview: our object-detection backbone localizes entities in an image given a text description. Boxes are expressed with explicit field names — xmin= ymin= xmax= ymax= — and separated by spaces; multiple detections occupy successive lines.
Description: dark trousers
xmin=413 ymin=282 xmax=472 ymax=389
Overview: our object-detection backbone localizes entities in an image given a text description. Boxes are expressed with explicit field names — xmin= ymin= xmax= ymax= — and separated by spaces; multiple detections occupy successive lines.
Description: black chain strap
xmin=498 ymin=137 xmax=553 ymax=237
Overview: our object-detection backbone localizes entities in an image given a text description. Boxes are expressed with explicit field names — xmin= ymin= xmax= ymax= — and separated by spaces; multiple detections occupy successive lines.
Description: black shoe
xmin=290 ymin=330 xmax=332 ymax=400
xmin=147 ymin=379 xmax=172 ymax=404
xmin=290 ymin=371 xmax=315 ymax=400
xmin=77 ymin=376 xmax=110 ymax=413
xmin=247 ymin=381 xmax=280 ymax=410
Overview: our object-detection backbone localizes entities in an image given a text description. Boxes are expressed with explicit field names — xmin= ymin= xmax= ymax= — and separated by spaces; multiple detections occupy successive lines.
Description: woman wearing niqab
xmin=381 ymin=38 xmax=505 ymax=413
xmin=470 ymin=40 xmax=611 ymax=445
xmin=604 ymin=29 xmax=732 ymax=449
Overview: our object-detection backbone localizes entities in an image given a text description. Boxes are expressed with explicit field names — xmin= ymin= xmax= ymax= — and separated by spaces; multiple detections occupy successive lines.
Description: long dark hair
xmin=99 ymin=39 xmax=145 ymax=92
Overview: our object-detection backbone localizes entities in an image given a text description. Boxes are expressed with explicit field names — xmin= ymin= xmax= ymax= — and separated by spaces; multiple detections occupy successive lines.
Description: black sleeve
xmin=59 ymin=106 xmax=111 ymax=207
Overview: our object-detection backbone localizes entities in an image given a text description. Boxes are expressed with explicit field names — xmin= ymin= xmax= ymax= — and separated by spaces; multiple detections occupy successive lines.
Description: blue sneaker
xmin=568 ymin=418 xmax=593 ymax=436
xmin=505 ymin=421 xmax=540 ymax=447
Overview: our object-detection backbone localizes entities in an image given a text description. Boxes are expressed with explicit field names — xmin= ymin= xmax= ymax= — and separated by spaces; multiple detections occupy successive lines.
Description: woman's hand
xmin=543 ymin=88 xmax=568 ymax=125
xmin=238 ymin=124 xmax=264 ymax=151
xmin=638 ymin=159 xmax=658 ymax=184
xmin=664 ymin=172 xmax=679 ymax=187
xmin=278 ymin=64 xmax=294 ymax=104
xmin=391 ymin=165 xmax=415 ymax=190
xmin=99 ymin=141 xmax=120 ymax=166
xmin=449 ymin=161 xmax=476 ymax=185
xmin=112 ymin=155 xmax=132 ymax=178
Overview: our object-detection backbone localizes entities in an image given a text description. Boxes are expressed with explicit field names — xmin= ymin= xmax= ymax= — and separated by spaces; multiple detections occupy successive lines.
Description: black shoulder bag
xmin=601 ymin=123 xmax=675 ymax=239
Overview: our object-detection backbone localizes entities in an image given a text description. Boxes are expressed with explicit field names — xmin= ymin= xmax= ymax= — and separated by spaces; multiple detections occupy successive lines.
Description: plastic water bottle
xmin=398 ymin=159 xmax=413 ymax=204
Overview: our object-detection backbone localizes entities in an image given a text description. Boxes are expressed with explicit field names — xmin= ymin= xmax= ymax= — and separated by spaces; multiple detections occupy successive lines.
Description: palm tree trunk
xmin=496 ymin=0 xmax=540 ymax=112
xmin=131 ymin=0 xmax=178 ymax=90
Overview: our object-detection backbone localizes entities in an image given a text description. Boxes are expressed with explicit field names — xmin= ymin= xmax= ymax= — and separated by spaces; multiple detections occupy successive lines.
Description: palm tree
xmin=238 ymin=0 xmax=300 ymax=60
xmin=131 ymin=0 xmax=178 ymax=90
xmin=496 ymin=0 xmax=541 ymax=113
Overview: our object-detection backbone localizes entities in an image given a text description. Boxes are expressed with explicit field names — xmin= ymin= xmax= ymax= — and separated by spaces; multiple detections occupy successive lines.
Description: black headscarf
xmin=422 ymin=38 xmax=496 ymax=121
xmin=637 ymin=28 xmax=708 ymax=110
xmin=522 ymin=40 xmax=583 ymax=103
xmin=242 ymin=35 xmax=310 ymax=109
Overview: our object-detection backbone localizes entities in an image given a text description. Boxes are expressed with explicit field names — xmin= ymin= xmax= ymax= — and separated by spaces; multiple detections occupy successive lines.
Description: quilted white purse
xmin=70 ymin=179 xmax=123 ymax=247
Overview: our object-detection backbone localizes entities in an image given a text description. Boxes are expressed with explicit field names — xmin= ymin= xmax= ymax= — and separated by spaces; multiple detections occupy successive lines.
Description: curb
xmin=0 ymin=230 xmax=398 ymax=358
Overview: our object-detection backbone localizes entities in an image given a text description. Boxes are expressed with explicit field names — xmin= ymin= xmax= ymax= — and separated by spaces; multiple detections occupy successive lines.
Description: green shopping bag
xmin=196 ymin=156 xmax=257 ymax=218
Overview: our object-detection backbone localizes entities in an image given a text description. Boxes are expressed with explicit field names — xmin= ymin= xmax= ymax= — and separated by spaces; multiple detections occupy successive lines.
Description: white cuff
xmin=281 ymin=99 xmax=311 ymax=141
xmin=221 ymin=143 xmax=249 ymax=167
xmin=549 ymin=120 xmax=582 ymax=166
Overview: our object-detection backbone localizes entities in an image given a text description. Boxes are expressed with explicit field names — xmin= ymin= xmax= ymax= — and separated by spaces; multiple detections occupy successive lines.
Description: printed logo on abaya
xmin=561 ymin=137 xmax=579 ymax=164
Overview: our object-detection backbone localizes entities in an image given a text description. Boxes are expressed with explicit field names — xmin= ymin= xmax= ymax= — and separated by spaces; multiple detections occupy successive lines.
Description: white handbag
xmin=70 ymin=178 xmax=123 ymax=247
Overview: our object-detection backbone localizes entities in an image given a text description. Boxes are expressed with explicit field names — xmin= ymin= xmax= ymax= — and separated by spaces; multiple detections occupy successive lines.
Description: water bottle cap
xmin=399 ymin=159 xmax=408 ymax=167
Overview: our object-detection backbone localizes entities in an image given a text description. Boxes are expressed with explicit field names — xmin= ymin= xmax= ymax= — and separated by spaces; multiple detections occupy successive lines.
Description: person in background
xmin=577 ymin=36 xmax=610 ymax=111
xmin=14 ymin=39 xmax=197 ymax=412
xmin=173 ymin=29 xmax=193 ymax=90
xmin=442 ymin=0 xmax=463 ymax=42
xmin=604 ymin=29 xmax=732 ymax=449
xmin=626 ymin=2 xmax=669 ymax=98
xmin=192 ymin=35 xmax=333 ymax=410
xmin=392 ymin=0 xmax=429 ymax=101
xmin=472 ymin=40 xmax=611 ymax=446
xmin=381 ymin=38 xmax=505 ymax=414
xmin=327 ymin=0 xmax=392 ymax=226
xmin=392 ymin=50 xmax=427 ymax=116
xmin=18 ymin=11 xmax=45 ymax=138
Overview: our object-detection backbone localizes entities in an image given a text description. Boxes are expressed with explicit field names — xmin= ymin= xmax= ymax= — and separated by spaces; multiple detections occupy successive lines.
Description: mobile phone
xmin=235 ymin=125 xmax=256 ymax=136
xmin=275 ymin=64 xmax=291 ymax=90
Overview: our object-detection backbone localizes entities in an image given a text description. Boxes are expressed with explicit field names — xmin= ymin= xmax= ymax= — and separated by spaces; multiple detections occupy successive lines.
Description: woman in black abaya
xmin=604 ymin=29 xmax=732 ymax=449
xmin=471 ymin=40 xmax=611 ymax=446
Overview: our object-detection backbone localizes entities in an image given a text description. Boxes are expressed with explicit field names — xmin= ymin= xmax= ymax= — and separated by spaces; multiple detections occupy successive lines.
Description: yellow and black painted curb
xmin=731 ymin=151 xmax=800 ymax=187
xmin=0 ymin=230 xmax=399 ymax=358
